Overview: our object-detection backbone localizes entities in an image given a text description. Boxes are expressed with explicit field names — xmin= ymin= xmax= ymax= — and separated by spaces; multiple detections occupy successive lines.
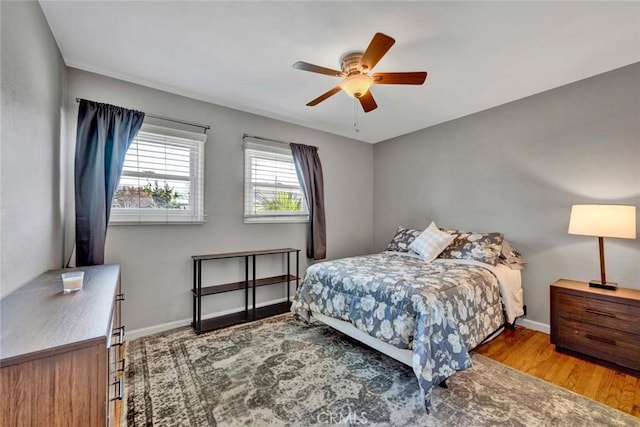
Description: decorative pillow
xmin=385 ymin=226 xmax=422 ymax=252
xmin=499 ymin=240 xmax=527 ymax=270
xmin=438 ymin=228 xmax=504 ymax=266
xmin=408 ymin=222 xmax=456 ymax=262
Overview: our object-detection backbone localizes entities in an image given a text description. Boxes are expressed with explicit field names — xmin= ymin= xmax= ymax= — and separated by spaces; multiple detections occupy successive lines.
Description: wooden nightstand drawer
xmin=550 ymin=279 xmax=640 ymax=375
xmin=556 ymin=292 xmax=640 ymax=334
xmin=556 ymin=317 xmax=640 ymax=371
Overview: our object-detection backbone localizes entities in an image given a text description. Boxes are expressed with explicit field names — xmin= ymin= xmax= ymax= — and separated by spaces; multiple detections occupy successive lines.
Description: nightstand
xmin=550 ymin=279 xmax=640 ymax=374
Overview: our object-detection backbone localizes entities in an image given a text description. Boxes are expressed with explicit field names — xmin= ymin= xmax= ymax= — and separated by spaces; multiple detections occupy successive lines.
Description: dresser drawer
xmin=556 ymin=292 xmax=640 ymax=335
xmin=556 ymin=317 xmax=640 ymax=371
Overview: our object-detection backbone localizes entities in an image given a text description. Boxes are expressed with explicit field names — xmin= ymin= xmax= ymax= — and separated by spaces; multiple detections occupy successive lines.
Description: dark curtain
xmin=75 ymin=100 xmax=145 ymax=266
xmin=290 ymin=143 xmax=326 ymax=260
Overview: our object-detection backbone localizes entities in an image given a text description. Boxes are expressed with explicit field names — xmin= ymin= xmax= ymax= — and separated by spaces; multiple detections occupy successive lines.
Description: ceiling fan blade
xmin=359 ymin=33 xmax=395 ymax=72
xmin=371 ymin=72 xmax=427 ymax=85
xmin=293 ymin=61 xmax=344 ymax=77
xmin=306 ymin=87 xmax=342 ymax=106
xmin=359 ymin=91 xmax=378 ymax=113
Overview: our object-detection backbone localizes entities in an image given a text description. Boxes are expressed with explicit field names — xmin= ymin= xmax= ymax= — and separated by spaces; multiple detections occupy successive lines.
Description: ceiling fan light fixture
xmin=340 ymin=74 xmax=373 ymax=98
xmin=294 ymin=33 xmax=426 ymax=112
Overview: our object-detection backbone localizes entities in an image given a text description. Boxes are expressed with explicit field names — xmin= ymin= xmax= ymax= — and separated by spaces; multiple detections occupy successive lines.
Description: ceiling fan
xmin=293 ymin=33 xmax=427 ymax=113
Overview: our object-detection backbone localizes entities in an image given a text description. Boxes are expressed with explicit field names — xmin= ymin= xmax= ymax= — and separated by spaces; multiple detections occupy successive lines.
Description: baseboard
xmin=125 ymin=297 xmax=288 ymax=341
xmin=516 ymin=317 xmax=550 ymax=334
xmin=127 ymin=303 xmax=552 ymax=340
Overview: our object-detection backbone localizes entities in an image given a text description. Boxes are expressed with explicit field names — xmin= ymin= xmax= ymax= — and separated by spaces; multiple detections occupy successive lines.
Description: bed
xmin=291 ymin=244 xmax=524 ymax=411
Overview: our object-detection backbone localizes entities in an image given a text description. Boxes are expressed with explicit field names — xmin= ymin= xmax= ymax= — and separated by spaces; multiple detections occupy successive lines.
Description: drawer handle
xmin=110 ymin=378 xmax=124 ymax=401
xmin=585 ymin=308 xmax=616 ymax=318
xmin=112 ymin=325 xmax=125 ymax=347
xmin=585 ymin=334 xmax=616 ymax=346
xmin=116 ymin=293 xmax=125 ymax=302
xmin=118 ymin=357 xmax=126 ymax=373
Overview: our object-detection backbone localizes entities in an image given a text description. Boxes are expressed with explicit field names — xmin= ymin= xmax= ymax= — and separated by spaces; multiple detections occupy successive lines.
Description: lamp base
xmin=589 ymin=280 xmax=618 ymax=291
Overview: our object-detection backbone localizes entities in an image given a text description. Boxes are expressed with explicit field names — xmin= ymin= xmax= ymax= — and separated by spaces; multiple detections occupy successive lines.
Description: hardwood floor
xmin=475 ymin=326 xmax=640 ymax=418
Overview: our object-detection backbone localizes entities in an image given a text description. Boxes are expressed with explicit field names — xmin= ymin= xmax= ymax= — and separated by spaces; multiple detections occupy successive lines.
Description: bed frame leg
xmin=438 ymin=379 xmax=448 ymax=389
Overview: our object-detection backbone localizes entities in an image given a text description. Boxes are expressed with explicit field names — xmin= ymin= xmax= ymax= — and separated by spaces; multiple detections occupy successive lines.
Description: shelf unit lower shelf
xmin=194 ymin=301 xmax=292 ymax=332
xmin=191 ymin=248 xmax=300 ymax=334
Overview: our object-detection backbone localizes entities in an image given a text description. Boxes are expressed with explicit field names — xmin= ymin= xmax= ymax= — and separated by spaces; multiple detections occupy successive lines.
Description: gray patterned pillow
xmin=438 ymin=228 xmax=504 ymax=266
xmin=385 ymin=226 xmax=422 ymax=253
xmin=499 ymin=240 xmax=527 ymax=270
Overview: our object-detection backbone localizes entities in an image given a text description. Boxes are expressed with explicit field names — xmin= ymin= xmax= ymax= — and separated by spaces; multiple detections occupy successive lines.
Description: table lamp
xmin=568 ymin=204 xmax=636 ymax=290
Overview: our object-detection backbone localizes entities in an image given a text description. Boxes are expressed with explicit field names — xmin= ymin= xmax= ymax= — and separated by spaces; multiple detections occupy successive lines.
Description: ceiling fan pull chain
xmin=353 ymin=99 xmax=360 ymax=133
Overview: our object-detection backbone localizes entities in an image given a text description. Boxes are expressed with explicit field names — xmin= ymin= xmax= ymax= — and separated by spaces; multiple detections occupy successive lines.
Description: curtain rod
xmin=75 ymin=98 xmax=210 ymax=132
xmin=243 ymin=134 xmax=319 ymax=151
xmin=243 ymin=134 xmax=293 ymax=147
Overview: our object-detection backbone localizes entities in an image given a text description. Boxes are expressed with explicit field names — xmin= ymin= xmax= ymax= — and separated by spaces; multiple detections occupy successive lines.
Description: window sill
xmin=244 ymin=216 xmax=308 ymax=224
xmin=109 ymin=214 xmax=206 ymax=225
xmin=109 ymin=221 xmax=206 ymax=226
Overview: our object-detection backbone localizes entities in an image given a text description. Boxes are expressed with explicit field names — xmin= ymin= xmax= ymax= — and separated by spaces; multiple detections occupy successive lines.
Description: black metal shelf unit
xmin=191 ymin=248 xmax=300 ymax=334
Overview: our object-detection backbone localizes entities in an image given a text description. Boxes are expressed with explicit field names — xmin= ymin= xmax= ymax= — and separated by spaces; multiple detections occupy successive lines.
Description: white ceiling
xmin=40 ymin=1 xmax=639 ymax=144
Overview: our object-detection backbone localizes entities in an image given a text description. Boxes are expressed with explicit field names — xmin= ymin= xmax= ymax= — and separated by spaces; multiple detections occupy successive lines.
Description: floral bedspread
xmin=291 ymin=252 xmax=505 ymax=409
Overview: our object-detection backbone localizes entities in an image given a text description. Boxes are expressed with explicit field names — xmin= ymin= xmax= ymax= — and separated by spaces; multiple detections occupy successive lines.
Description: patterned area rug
xmin=125 ymin=314 xmax=637 ymax=426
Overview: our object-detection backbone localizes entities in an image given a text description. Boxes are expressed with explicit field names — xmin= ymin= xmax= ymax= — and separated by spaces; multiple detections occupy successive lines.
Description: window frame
xmin=243 ymin=140 xmax=309 ymax=224
xmin=110 ymin=124 xmax=206 ymax=225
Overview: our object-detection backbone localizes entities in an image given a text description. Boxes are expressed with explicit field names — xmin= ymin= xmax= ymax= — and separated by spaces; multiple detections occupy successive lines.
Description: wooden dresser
xmin=550 ymin=279 xmax=640 ymax=374
xmin=0 ymin=264 xmax=124 ymax=426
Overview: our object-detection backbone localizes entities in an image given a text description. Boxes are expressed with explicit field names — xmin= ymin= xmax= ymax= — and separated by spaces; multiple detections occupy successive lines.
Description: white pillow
xmin=409 ymin=222 xmax=456 ymax=262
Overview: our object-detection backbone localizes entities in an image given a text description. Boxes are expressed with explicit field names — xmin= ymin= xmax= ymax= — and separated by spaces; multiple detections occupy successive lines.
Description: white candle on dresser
xmin=62 ymin=271 xmax=84 ymax=292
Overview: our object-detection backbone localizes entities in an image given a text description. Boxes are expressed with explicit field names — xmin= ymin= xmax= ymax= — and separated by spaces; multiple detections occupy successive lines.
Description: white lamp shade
xmin=568 ymin=204 xmax=637 ymax=239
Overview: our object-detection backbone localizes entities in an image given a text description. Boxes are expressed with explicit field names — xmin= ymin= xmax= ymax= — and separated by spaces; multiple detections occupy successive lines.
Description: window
xmin=243 ymin=139 xmax=308 ymax=223
xmin=111 ymin=124 xmax=206 ymax=224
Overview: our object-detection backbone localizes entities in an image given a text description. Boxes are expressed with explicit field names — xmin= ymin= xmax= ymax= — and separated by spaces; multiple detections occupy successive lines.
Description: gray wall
xmin=373 ymin=63 xmax=640 ymax=327
xmin=3 ymin=2 xmax=637 ymax=334
xmin=0 ymin=1 xmax=66 ymax=299
xmin=64 ymin=68 xmax=373 ymax=333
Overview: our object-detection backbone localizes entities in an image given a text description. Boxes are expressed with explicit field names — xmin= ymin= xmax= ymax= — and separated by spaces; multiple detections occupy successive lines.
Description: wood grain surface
xmin=550 ymin=279 xmax=640 ymax=373
xmin=1 ymin=264 xmax=121 ymax=426
xmin=0 ymin=264 xmax=120 ymax=366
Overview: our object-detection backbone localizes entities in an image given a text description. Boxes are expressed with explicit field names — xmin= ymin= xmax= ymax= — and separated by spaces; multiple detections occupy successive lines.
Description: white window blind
xmin=111 ymin=124 xmax=206 ymax=224
xmin=243 ymin=139 xmax=308 ymax=223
